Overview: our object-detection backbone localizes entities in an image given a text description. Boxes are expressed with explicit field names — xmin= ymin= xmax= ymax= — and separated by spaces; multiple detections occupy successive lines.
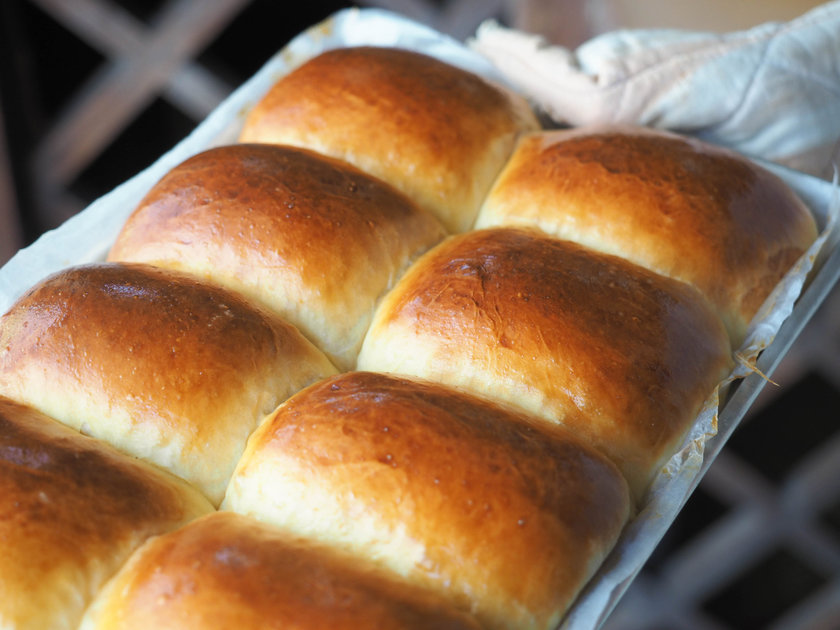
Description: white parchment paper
xmin=1 ymin=8 xmax=837 ymax=629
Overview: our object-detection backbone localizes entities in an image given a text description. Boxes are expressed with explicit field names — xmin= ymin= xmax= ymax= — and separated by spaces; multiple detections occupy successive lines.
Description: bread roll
xmin=0 ymin=396 xmax=213 ymax=630
xmin=80 ymin=511 xmax=481 ymax=630
xmin=239 ymin=46 xmax=540 ymax=233
xmin=0 ymin=263 xmax=337 ymax=504
xmin=357 ymin=228 xmax=733 ymax=501
xmin=223 ymin=371 xmax=631 ymax=630
xmin=475 ymin=126 xmax=818 ymax=346
xmin=108 ymin=144 xmax=445 ymax=370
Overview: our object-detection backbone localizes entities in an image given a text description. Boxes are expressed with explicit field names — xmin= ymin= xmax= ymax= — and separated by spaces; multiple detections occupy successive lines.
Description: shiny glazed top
xmin=0 ymin=262 xmax=336 ymax=503
xmin=477 ymin=127 xmax=818 ymax=345
xmin=358 ymin=228 xmax=733 ymax=499
xmin=81 ymin=511 xmax=481 ymax=630
xmin=109 ymin=144 xmax=445 ymax=370
xmin=0 ymin=396 xmax=211 ymax=630
xmin=240 ymin=46 xmax=539 ymax=232
xmin=226 ymin=371 xmax=630 ymax=630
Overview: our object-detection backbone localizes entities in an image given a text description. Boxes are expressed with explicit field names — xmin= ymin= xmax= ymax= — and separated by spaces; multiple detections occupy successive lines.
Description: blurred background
xmin=0 ymin=1 xmax=838 ymax=628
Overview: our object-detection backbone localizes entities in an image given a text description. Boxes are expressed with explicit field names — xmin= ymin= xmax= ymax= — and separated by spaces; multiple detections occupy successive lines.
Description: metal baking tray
xmin=1 ymin=8 xmax=837 ymax=629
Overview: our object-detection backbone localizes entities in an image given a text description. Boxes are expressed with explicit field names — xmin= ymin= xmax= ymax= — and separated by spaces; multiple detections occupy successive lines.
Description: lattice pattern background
xmin=1 ymin=1 xmax=839 ymax=628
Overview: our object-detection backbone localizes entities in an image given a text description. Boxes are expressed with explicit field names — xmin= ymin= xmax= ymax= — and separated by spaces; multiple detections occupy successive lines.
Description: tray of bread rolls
xmin=0 ymin=8 xmax=838 ymax=630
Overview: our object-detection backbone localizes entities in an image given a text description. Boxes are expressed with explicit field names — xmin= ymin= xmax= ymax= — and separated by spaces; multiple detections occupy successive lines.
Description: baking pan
xmin=1 ymin=9 xmax=837 ymax=629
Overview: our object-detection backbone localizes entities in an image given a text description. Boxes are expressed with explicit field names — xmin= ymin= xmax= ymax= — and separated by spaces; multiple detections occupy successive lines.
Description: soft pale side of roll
xmin=239 ymin=46 xmax=540 ymax=233
xmin=223 ymin=371 xmax=631 ymax=630
xmin=357 ymin=228 xmax=734 ymax=502
xmin=475 ymin=126 xmax=818 ymax=347
xmin=0 ymin=263 xmax=337 ymax=504
xmin=108 ymin=144 xmax=446 ymax=370
xmin=80 ymin=511 xmax=482 ymax=630
xmin=0 ymin=396 xmax=213 ymax=630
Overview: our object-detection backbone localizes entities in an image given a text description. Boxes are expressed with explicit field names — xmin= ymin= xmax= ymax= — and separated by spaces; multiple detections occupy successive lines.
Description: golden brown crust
xmin=108 ymin=144 xmax=446 ymax=370
xmin=239 ymin=46 xmax=540 ymax=233
xmin=0 ymin=396 xmax=212 ymax=630
xmin=475 ymin=126 xmax=818 ymax=345
xmin=81 ymin=511 xmax=482 ymax=630
xmin=357 ymin=228 xmax=733 ymax=501
xmin=224 ymin=371 xmax=631 ymax=630
xmin=0 ymin=263 xmax=337 ymax=504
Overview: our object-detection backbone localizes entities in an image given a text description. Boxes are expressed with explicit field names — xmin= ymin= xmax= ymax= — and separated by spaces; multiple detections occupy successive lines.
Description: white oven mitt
xmin=470 ymin=0 xmax=840 ymax=178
